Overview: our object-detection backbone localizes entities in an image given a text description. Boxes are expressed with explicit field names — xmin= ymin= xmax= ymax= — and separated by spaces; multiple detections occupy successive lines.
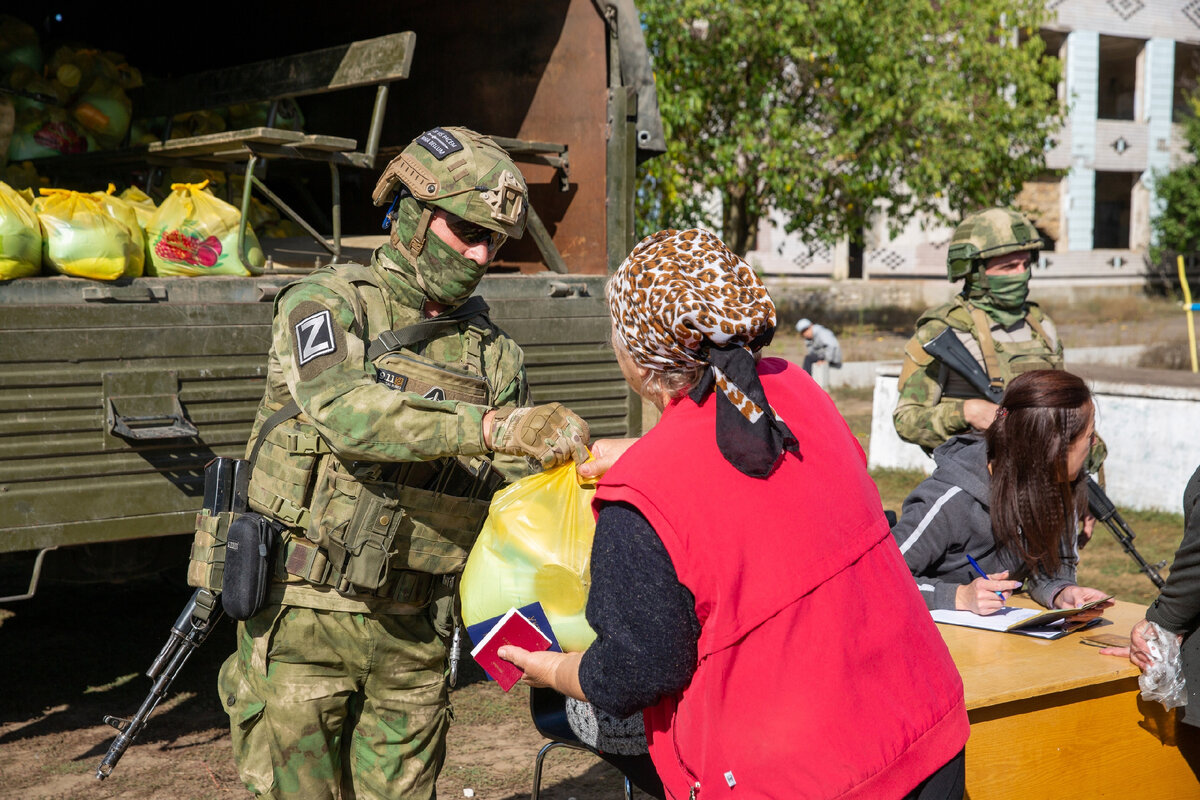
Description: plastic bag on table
xmin=0 ymin=180 xmax=41 ymax=278
xmin=146 ymin=180 xmax=264 ymax=276
xmin=33 ymin=187 xmax=135 ymax=280
xmin=1139 ymin=620 xmax=1188 ymax=710
xmin=460 ymin=461 xmax=598 ymax=652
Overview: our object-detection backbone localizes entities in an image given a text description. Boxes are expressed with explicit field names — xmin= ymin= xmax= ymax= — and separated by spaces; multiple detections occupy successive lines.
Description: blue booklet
xmin=466 ymin=601 xmax=562 ymax=684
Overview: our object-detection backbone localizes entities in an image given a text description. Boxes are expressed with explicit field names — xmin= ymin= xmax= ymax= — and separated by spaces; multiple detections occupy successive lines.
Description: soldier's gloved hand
xmin=487 ymin=402 xmax=590 ymax=469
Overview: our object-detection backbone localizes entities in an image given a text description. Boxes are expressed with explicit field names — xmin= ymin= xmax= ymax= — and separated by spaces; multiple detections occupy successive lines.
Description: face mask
xmin=387 ymin=196 xmax=489 ymax=306
xmin=414 ymin=229 xmax=489 ymax=305
xmin=968 ymin=269 xmax=1030 ymax=327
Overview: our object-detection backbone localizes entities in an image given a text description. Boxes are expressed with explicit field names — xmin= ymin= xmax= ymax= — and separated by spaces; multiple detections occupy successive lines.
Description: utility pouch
xmin=221 ymin=512 xmax=282 ymax=620
xmin=327 ymin=482 xmax=405 ymax=592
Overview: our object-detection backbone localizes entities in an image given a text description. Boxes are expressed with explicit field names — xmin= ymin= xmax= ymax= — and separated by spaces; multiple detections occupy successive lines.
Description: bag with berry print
xmin=146 ymin=180 xmax=265 ymax=276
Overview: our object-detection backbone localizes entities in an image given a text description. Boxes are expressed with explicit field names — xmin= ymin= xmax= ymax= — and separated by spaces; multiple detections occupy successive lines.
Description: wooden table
xmin=937 ymin=599 xmax=1198 ymax=798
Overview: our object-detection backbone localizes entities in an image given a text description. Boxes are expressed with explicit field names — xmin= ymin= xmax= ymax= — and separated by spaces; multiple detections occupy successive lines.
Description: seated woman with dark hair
xmin=892 ymin=368 xmax=1113 ymax=616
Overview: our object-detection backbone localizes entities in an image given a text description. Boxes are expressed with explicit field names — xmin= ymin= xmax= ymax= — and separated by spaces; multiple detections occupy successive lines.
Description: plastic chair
xmin=529 ymin=687 xmax=633 ymax=800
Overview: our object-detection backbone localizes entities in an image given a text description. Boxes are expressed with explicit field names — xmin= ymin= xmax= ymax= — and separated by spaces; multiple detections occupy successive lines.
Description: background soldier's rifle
xmin=921 ymin=327 xmax=1168 ymax=590
xmin=95 ymin=457 xmax=248 ymax=780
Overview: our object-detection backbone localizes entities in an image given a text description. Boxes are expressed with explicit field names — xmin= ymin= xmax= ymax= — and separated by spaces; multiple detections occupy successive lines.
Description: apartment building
xmin=749 ymin=0 xmax=1200 ymax=284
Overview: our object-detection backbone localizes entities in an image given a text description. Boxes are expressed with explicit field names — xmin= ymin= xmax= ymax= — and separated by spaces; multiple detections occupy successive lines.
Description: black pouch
xmin=221 ymin=513 xmax=281 ymax=621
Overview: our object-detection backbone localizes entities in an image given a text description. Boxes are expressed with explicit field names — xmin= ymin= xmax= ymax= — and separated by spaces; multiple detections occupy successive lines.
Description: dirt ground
xmin=0 ymin=577 xmax=631 ymax=800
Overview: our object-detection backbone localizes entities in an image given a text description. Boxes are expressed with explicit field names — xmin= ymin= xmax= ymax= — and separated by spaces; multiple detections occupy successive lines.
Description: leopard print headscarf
xmin=609 ymin=228 xmax=799 ymax=477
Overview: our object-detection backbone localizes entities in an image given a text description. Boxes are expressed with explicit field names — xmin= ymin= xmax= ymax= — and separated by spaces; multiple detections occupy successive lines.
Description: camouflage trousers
xmin=218 ymin=604 xmax=449 ymax=799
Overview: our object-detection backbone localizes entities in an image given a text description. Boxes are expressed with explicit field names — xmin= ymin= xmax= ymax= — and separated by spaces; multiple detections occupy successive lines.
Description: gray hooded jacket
xmin=890 ymin=434 xmax=1077 ymax=611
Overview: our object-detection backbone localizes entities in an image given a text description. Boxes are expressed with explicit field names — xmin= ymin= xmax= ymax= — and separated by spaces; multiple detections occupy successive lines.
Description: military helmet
xmin=945 ymin=207 xmax=1044 ymax=282
xmin=372 ymin=126 xmax=528 ymax=240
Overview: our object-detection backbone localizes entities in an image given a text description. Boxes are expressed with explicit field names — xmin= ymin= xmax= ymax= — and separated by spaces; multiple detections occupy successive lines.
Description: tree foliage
xmin=1150 ymin=96 xmax=1200 ymax=269
xmin=636 ymin=0 xmax=1064 ymax=257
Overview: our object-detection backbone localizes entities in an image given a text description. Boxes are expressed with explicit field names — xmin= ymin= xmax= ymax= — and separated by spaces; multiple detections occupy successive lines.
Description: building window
xmin=1097 ymin=35 xmax=1142 ymax=121
xmin=1174 ymin=42 xmax=1200 ymax=123
xmin=1093 ymin=171 xmax=1135 ymax=249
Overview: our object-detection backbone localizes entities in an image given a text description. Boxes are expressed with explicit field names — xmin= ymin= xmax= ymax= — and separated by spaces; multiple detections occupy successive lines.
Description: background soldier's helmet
xmin=372 ymin=126 xmax=528 ymax=240
xmin=945 ymin=207 xmax=1045 ymax=282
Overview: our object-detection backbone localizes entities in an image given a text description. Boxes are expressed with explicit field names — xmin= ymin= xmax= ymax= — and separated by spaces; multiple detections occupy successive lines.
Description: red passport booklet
xmin=469 ymin=606 xmax=553 ymax=691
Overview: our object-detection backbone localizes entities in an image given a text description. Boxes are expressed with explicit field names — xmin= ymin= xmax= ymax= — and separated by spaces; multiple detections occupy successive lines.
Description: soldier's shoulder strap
xmin=1024 ymin=301 xmax=1059 ymax=350
xmin=916 ymin=298 xmax=974 ymax=332
xmin=366 ymin=295 xmax=492 ymax=361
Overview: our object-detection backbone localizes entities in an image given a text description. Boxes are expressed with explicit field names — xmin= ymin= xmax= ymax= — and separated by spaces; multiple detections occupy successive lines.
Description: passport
xmin=468 ymin=603 xmax=560 ymax=691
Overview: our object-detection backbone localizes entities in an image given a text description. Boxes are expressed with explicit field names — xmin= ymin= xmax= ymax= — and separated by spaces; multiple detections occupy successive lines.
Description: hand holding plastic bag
xmin=1138 ymin=620 xmax=1188 ymax=710
xmin=460 ymin=460 xmax=598 ymax=652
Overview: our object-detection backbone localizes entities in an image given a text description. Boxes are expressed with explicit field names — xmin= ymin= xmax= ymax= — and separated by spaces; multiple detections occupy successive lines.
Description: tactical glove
xmin=489 ymin=402 xmax=590 ymax=469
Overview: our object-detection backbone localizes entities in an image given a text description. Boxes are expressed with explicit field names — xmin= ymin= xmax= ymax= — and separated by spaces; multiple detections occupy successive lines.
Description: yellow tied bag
xmin=0 ymin=180 xmax=42 ymax=279
xmin=90 ymin=183 xmax=144 ymax=277
xmin=460 ymin=461 xmax=598 ymax=652
xmin=33 ymin=187 xmax=135 ymax=280
xmin=146 ymin=179 xmax=264 ymax=277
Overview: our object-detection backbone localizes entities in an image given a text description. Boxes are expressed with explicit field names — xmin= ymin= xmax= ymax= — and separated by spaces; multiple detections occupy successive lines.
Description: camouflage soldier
xmin=217 ymin=126 xmax=590 ymax=799
xmin=893 ymin=207 xmax=1104 ymax=470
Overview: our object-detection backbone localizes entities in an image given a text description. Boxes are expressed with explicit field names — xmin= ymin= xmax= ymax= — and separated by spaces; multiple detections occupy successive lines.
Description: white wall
xmin=868 ymin=366 xmax=1199 ymax=513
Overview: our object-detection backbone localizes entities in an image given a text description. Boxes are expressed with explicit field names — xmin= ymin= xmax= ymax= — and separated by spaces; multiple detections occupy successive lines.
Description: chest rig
xmin=938 ymin=298 xmax=1062 ymax=400
xmin=246 ymin=263 xmax=503 ymax=608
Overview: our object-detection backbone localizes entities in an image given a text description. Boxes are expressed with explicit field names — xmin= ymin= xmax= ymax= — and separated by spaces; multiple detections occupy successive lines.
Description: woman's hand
xmin=1078 ymin=514 xmax=1096 ymax=549
xmin=955 ymin=570 xmax=1021 ymax=615
xmin=497 ymin=646 xmax=586 ymax=700
xmin=577 ymin=437 xmax=639 ymax=481
xmin=1052 ymin=584 xmax=1113 ymax=623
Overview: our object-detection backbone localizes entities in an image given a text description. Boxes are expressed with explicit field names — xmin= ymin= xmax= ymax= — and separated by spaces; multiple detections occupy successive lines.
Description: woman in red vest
xmin=500 ymin=228 xmax=969 ymax=799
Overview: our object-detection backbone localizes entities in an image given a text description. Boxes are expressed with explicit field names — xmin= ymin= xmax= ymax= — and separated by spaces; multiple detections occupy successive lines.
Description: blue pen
xmin=965 ymin=553 xmax=1007 ymax=601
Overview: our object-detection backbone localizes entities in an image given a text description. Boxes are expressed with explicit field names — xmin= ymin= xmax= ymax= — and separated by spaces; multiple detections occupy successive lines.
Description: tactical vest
xmin=930 ymin=297 xmax=1062 ymax=400
xmin=245 ymin=263 xmax=503 ymax=608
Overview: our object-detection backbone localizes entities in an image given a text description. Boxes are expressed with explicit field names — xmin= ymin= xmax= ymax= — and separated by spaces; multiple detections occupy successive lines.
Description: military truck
xmin=0 ymin=0 xmax=664 ymax=598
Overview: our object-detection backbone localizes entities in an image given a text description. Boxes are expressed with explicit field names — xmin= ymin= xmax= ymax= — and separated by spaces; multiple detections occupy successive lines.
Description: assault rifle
xmin=95 ymin=457 xmax=247 ymax=780
xmin=920 ymin=328 xmax=1168 ymax=590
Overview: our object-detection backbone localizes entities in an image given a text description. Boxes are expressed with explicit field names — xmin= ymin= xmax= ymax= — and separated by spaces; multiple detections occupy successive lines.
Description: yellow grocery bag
xmin=0 ymin=180 xmax=42 ymax=279
xmin=34 ymin=187 xmax=135 ymax=280
xmin=91 ymin=184 xmax=144 ymax=277
xmin=460 ymin=461 xmax=598 ymax=652
xmin=146 ymin=180 xmax=264 ymax=276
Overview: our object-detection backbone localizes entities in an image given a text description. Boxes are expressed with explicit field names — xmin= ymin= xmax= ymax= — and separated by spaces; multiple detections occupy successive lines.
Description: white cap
xmin=795 ymin=318 xmax=812 ymax=333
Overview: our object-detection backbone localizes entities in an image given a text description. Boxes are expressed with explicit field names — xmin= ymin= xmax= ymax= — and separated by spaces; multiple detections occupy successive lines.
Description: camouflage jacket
xmin=249 ymin=248 xmax=531 ymax=473
xmin=892 ymin=295 xmax=1062 ymax=452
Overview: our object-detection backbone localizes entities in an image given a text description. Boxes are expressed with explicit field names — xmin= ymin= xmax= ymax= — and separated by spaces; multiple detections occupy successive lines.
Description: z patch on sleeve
xmin=290 ymin=301 xmax=347 ymax=381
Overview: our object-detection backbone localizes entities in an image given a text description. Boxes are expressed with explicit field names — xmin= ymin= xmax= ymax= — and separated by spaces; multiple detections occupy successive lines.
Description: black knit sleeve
xmin=577 ymin=501 xmax=701 ymax=719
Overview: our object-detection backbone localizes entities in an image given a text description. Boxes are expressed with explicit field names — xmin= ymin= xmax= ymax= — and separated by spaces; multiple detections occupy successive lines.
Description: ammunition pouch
xmin=307 ymin=458 xmax=495 ymax=596
xmin=188 ymin=510 xmax=237 ymax=593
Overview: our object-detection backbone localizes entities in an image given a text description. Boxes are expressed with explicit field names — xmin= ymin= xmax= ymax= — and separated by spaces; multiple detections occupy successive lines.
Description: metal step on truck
xmin=0 ymin=0 xmax=665 ymax=599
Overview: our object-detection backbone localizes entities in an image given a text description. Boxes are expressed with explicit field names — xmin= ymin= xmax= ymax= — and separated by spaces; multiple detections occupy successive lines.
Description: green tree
xmin=637 ymin=0 xmax=1063 ymax=257
xmin=1150 ymin=96 xmax=1200 ymax=269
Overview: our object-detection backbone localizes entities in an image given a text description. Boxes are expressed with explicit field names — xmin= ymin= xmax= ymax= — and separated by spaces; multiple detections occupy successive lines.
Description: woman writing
xmin=892 ymin=368 xmax=1112 ymax=616
xmin=501 ymin=229 xmax=969 ymax=799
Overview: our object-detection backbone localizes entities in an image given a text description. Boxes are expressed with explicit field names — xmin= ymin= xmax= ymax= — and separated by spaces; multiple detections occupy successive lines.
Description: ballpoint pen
xmin=965 ymin=553 xmax=1007 ymax=601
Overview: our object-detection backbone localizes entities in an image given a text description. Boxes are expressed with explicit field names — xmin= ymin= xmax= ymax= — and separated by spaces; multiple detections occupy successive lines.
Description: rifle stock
xmin=919 ymin=331 xmax=1167 ymax=591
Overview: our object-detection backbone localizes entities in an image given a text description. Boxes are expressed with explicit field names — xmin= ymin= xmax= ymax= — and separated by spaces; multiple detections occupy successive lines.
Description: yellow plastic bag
xmin=33 ymin=187 xmax=135 ymax=280
xmin=460 ymin=462 xmax=598 ymax=652
xmin=0 ymin=180 xmax=41 ymax=279
xmin=91 ymin=184 xmax=144 ymax=277
xmin=146 ymin=180 xmax=264 ymax=276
